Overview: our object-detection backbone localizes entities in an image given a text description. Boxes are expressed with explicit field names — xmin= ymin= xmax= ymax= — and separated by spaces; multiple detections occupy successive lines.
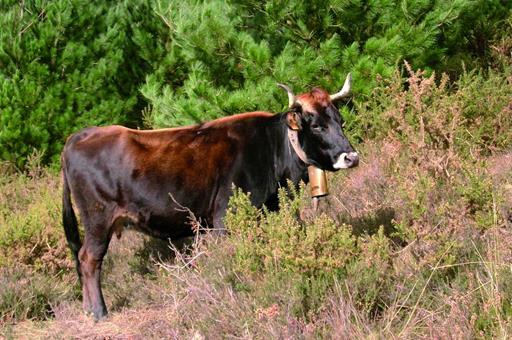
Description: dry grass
xmin=3 ymin=152 xmax=512 ymax=339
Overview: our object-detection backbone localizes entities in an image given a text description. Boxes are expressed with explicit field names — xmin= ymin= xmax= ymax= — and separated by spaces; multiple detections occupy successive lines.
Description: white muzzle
xmin=333 ymin=152 xmax=359 ymax=169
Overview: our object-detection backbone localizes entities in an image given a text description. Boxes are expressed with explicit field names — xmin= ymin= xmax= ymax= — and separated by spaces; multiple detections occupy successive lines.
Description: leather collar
xmin=287 ymin=128 xmax=309 ymax=164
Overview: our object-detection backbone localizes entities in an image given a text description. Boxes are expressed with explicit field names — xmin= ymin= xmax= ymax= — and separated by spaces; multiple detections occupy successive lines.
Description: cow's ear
xmin=287 ymin=111 xmax=302 ymax=130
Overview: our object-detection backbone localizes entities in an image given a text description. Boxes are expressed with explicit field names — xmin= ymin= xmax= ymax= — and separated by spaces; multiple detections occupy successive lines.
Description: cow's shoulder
xmin=65 ymin=125 xmax=126 ymax=148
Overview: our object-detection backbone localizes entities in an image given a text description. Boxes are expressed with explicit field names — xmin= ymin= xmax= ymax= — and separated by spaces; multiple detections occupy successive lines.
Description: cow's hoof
xmin=92 ymin=308 xmax=108 ymax=322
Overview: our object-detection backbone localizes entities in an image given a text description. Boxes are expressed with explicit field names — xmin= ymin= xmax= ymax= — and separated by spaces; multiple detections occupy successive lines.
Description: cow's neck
xmin=270 ymin=113 xmax=309 ymax=185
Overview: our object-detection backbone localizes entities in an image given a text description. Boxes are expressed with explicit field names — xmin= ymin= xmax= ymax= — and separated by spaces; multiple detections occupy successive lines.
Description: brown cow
xmin=61 ymin=74 xmax=358 ymax=319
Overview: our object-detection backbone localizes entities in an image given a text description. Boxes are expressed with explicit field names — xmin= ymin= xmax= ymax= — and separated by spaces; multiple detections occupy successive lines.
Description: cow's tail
xmin=62 ymin=162 xmax=82 ymax=274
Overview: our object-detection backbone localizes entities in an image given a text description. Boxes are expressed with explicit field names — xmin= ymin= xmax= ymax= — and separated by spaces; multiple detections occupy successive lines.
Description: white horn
xmin=277 ymin=83 xmax=297 ymax=109
xmin=330 ymin=73 xmax=352 ymax=102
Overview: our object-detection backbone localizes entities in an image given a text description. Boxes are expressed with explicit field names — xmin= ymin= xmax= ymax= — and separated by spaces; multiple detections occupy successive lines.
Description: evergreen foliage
xmin=144 ymin=0 xmax=511 ymax=129
xmin=0 ymin=0 xmax=168 ymax=166
xmin=0 ymin=0 xmax=510 ymax=165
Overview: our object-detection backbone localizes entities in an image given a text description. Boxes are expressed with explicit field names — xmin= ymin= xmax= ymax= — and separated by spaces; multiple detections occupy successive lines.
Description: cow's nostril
xmin=346 ymin=152 xmax=359 ymax=167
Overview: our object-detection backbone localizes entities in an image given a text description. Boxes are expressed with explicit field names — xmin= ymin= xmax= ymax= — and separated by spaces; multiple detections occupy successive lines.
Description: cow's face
xmin=295 ymin=89 xmax=358 ymax=171
xmin=279 ymin=74 xmax=359 ymax=171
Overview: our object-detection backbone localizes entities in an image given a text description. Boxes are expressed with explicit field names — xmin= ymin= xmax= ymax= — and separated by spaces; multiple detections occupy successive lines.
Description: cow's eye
xmin=311 ymin=124 xmax=323 ymax=132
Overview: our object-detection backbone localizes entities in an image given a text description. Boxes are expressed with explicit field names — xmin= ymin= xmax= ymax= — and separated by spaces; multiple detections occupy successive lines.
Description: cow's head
xmin=278 ymin=74 xmax=359 ymax=171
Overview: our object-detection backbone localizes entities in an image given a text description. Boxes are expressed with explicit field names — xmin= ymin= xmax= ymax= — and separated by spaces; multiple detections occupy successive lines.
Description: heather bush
xmin=0 ymin=266 xmax=77 ymax=323
xmin=0 ymin=162 xmax=67 ymax=270
xmin=225 ymin=185 xmax=356 ymax=277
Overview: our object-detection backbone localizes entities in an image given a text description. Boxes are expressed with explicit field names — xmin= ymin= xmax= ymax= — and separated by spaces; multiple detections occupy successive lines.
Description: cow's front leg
xmin=212 ymin=196 xmax=229 ymax=236
xmin=212 ymin=211 xmax=228 ymax=236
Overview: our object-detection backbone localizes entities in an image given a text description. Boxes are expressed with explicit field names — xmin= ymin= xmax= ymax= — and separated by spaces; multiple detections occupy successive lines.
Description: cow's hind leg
xmin=79 ymin=226 xmax=112 ymax=320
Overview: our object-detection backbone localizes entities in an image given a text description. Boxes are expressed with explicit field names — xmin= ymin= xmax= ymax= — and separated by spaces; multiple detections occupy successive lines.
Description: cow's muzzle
xmin=333 ymin=152 xmax=359 ymax=169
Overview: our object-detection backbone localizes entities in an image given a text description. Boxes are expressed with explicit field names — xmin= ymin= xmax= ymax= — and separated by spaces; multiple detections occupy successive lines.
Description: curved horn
xmin=330 ymin=73 xmax=352 ymax=102
xmin=277 ymin=83 xmax=297 ymax=109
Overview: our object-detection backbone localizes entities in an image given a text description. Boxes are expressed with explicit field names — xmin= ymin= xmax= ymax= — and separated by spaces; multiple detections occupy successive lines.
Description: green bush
xmin=1 ymin=0 xmax=510 ymax=166
xmin=0 ymin=0 xmax=169 ymax=167
xmin=222 ymin=185 xmax=395 ymax=318
xmin=144 ymin=0 xmax=512 ymax=129
xmin=225 ymin=185 xmax=356 ymax=277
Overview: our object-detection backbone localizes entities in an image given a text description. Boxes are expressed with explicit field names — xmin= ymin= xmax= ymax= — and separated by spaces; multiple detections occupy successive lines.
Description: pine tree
xmin=0 ymin=0 xmax=510 ymax=166
xmin=144 ymin=0 xmax=512 ymax=131
xmin=0 ymin=0 xmax=169 ymax=167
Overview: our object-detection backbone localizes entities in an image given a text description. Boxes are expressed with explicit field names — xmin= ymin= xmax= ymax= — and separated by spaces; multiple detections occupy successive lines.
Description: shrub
xmin=0 ymin=266 xmax=77 ymax=323
xmin=0 ymin=0 xmax=169 ymax=167
xmin=0 ymin=165 xmax=69 ymax=270
xmin=225 ymin=186 xmax=356 ymax=278
xmin=356 ymin=60 xmax=512 ymax=162
xmin=144 ymin=0 xmax=512 ymax=129
xmin=223 ymin=186 xmax=395 ymax=319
